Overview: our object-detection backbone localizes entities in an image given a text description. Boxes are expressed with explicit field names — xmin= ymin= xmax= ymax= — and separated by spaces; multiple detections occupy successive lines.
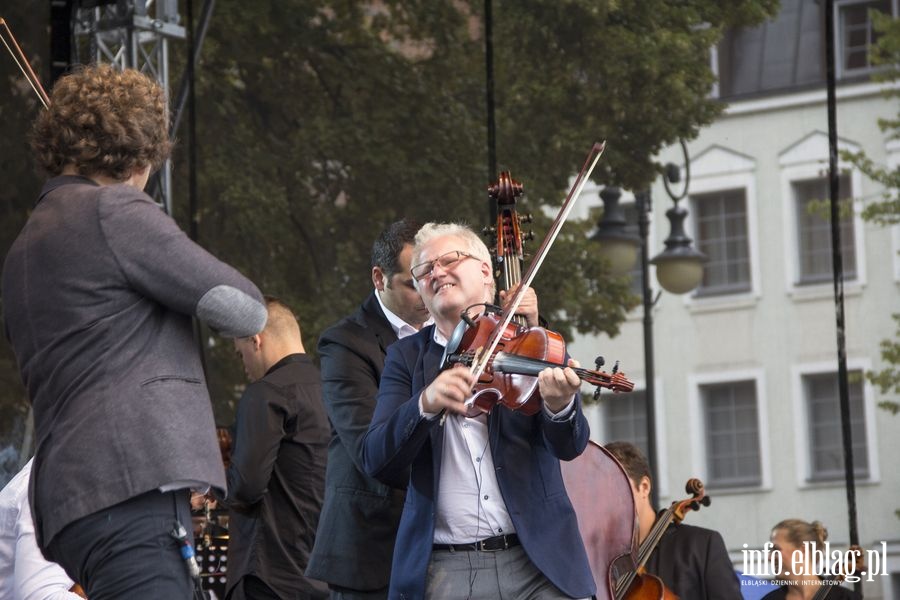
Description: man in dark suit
xmin=605 ymin=441 xmax=742 ymax=600
xmin=306 ymin=219 xmax=429 ymax=599
xmin=225 ymin=297 xmax=331 ymax=600
xmin=361 ymin=222 xmax=594 ymax=600
xmin=1 ymin=65 xmax=267 ymax=599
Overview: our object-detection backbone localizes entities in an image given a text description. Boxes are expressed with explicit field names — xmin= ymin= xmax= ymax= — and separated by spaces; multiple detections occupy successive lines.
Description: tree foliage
xmin=0 ymin=0 xmax=779 ymax=436
xmin=839 ymin=9 xmax=900 ymax=414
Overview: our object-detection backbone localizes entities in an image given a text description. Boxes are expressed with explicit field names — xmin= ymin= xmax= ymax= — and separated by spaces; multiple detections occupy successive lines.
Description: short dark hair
xmin=31 ymin=64 xmax=171 ymax=179
xmin=371 ymin=218 xmax=421 ymax=277
xmin=605 ymin=441 xmax=652 ymax=487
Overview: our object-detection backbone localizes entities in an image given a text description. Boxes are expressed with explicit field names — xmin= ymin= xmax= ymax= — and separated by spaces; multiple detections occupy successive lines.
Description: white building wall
xmin=570 ymin=82 xmax=900 ymax=598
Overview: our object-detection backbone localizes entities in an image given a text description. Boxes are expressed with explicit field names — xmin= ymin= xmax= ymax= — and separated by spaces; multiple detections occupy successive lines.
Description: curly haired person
xmin=2 ymin=64 xmax=266 ymax=600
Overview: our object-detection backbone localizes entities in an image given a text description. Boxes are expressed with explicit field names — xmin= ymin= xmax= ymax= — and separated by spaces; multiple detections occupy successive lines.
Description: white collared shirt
xmin=423 ymin=327 xmax=576 ymax=544
xmin=375 ymin=290 xmax=430 ymax=340
xmin=0 ymin=459 xmax=81 ymax=600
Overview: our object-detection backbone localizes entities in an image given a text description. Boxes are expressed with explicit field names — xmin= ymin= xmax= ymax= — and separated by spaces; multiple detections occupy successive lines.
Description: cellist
xmin=606 ymin=442 xmax=742 ymax=599
xmin=361 ymin=222 xmax=594 ymax=600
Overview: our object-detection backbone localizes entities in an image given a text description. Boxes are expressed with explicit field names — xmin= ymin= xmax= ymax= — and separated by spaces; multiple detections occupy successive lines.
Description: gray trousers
xmin=425 ymin=545 xmax=586 ymax=600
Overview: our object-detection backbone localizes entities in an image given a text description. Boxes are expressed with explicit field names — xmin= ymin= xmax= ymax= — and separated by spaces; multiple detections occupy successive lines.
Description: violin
xmin=616 ymin=478 xmax=711 ymax=600
xmin=444 ymin=310 xmax=634 ymax=414
xmin=442 ymin=144 xmax=633 ymax=416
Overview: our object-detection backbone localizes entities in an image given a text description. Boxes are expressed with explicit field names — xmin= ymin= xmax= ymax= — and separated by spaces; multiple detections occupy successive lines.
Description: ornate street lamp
xmin=591 ymin=146 xmax=705 ymax=508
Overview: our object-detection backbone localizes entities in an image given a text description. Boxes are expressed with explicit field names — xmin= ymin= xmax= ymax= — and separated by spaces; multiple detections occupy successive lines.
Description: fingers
xmin=423 ymin=368 xmax=475 ymax=415
xmin=499 ymin=285 xmax=540 ymax=328
xmin=538 ymin=365 xmax=581 ymax=412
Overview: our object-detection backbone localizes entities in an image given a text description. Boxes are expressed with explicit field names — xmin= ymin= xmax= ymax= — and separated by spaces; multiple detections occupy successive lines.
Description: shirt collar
xmin=375 ymin=289 xmax=430 ymax=340
xmin=37 ymin=175 xmax=98 ymax=206
xmin=263 ymin=353 xmax=310 ymax=377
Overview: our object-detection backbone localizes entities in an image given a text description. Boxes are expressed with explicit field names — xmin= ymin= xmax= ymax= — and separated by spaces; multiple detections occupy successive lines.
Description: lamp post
xmin=592 ymin=159 xmax=705 ymax=509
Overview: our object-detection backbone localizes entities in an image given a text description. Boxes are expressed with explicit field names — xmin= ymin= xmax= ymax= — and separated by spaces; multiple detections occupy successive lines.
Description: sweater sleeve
xmin=98 ymin=186 xmax=266 ymax=337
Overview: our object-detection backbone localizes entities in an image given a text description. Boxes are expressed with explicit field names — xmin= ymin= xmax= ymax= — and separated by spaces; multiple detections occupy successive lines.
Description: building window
xmin=692 ymin=188 xmax=752 ymax=296
xmin=604 ymin=390 xmax=648 ymax=457
xmin=805 ymin=371 xmax=869 ymax=480
xmin=837 ymin=0 xmax=894 ymax=76
xmin=793 ymin=175 xmax=856 ymax=285
xmin=702 ymin=380 xmax=761 ymax=488
xmin=715 ymin=2 xmax=826 ymax=99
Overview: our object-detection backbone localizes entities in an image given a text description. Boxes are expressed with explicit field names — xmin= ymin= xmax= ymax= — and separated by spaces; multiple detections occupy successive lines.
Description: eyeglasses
xmin=411 ymin=250 xmax=476 ymax=282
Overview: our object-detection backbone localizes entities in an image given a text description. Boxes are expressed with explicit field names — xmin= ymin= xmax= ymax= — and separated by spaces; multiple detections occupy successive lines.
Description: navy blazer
xmin=361 ymin=325 xmax=595 ymax=600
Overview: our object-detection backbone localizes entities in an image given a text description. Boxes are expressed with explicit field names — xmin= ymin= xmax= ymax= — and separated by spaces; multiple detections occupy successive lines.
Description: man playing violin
xmin=361 ymin=222 xmax=594 ymax=600
xmin=606 ymin=441 xmax=742 ymax=600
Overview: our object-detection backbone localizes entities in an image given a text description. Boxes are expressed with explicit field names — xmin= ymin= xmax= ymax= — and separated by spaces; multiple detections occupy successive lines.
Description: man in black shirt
xmin=224 ymin=297 xmax=330 ymax=599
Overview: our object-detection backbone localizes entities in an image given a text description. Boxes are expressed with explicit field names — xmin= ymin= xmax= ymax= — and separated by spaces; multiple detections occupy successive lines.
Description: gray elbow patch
xmin=197 ymin=285 xmax=267 ymax=337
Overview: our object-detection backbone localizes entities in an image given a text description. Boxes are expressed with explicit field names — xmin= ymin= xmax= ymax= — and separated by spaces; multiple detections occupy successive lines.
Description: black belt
xmin=433 ymin=533 xmax=520 ymax=552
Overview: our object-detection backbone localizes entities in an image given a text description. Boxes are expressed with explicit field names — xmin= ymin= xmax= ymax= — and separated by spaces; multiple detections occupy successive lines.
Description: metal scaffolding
xmin=71 ymin=0 xmax=185 ymax=214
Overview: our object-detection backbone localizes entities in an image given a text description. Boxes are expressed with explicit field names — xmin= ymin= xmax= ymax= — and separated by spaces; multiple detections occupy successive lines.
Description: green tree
xmin=840 ymin=10 xmax=900 ymax=414
xmin=186 ymin=0 xmax=778 ymax=412
xmin=0 ymin=0 xmax=779 ymax=449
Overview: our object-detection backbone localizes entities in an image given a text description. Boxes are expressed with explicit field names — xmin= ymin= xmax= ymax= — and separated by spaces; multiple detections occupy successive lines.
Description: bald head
xmin=261 ymin=297 xmax=303 ymax=345
xmin=233 ymin=296 xmax=305 ymax=381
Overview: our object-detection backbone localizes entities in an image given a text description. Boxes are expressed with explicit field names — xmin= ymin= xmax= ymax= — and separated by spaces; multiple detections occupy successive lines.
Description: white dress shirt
xmin=0 ymin=459 xmax=82 ymax=600
xmin=422 ymin=328 xmax=576 ymax=544
xmin=375 ymin=289 xmax=430 ymax=340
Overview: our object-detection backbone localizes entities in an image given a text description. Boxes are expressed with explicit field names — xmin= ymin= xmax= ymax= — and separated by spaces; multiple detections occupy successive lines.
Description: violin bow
xmin=1 ymin=18 xmax=51 ymax=108
xmin=467 ymin=141 xmax=607 ymax=388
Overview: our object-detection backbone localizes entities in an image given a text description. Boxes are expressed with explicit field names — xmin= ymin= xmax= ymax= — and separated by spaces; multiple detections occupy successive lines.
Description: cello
xmin=613 ymin=478 xmax=712 ymax=599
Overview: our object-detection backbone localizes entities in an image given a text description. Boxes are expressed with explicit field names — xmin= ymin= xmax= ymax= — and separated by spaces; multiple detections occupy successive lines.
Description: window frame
xmin=790 ymin=359 xmax=880 ymax=488
xmin=688 ymin=369 xmax=771 ymax=494
xmin=690 ymin=187 xmax=754 ymax=297
xmin=677 ymin=146 xmax=761 ymax=312
xmin=834 ymin=0 xmax=898 ymax=79
xmin=779 ymin=132 xmax=867 ymax=299
xmin=792 ymin=173 xmax=858 ymax=285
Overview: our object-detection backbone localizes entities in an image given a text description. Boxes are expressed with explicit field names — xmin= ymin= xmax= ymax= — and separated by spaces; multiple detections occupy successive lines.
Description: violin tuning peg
xmin=594 ymin=356 xmax=605 ymax=369
xmin=593 ymin=388 xmax=602 ymax=401
xmin=612 ymin=360 xmax=620 ymax=374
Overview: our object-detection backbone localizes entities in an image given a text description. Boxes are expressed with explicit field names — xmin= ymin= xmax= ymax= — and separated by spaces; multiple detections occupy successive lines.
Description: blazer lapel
xmin=423 ymin=330 xmax=446 ymax=486
xmin=358 ymin=291 xmax=397 ymax=355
